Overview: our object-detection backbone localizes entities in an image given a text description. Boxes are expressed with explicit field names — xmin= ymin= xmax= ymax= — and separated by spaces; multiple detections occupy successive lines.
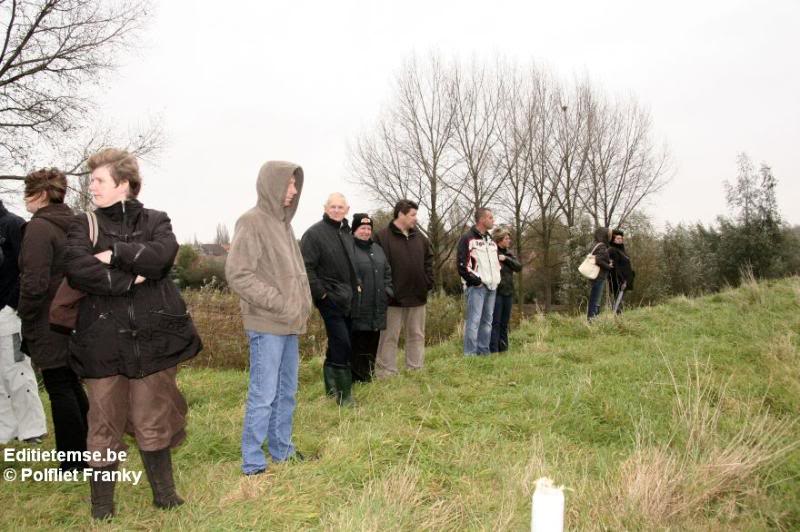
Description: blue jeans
xmin=464 ymin=285 xmax=497 ymax=355
xmin=241 ymin=332 xmax=299 ymax=474
xmin=490 ymin=294 xmax=513 ymax=353
xmin=587 ymin=277 xmax=606 ymax=320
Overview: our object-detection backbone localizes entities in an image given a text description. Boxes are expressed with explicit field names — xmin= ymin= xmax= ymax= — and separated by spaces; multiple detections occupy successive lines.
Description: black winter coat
xmin=300 ymin=214 xmax=359 ymax=314
xmin=0 ymin=202 xmax=24 ymax=310
xmin=373 ymin=222 xmax=434 ymax=307
xmin=63 ymin=200 xmax=202 ymax=379
xmin=496 ymin=247 xmax=522 ymax=297
xmin=609 ymin=243 xmax=635 ymax=292
xmin=18 ymin=203 xmax=74 ymax=369
xmin=350 ymin=239 xmax=393 ymax=331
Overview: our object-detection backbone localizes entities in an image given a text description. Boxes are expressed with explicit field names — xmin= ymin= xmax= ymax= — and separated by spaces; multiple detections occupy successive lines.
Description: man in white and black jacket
xmin=457 ymin=208 xmax=501 ymax=356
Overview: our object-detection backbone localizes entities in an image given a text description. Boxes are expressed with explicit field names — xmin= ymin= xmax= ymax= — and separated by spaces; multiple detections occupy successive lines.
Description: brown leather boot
xmin=89 ymin=463 xmax=117 ymax=520
xmin=139 ymin=449 xmax=185 ymax=509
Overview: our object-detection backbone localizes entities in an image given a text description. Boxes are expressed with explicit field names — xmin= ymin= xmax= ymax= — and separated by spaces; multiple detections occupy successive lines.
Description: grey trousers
xmin=375 ymin=305 xmax=426 ymax=378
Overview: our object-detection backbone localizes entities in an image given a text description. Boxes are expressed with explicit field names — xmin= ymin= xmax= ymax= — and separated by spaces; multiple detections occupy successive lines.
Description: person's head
xmin=351 ymin=213 xmax=373 ymax=241
xmin=284 ymin=175 xmax=298 ymax=207
xmin=475 ymin=208 xmax=494 ymax=232
xmin=324 ymin=192 xmax=349 ymax=222
xmin=24 ymin=168 xmax=67 ymax=214
xmin=493 ymin=228 xmax=511 ymax=249
xmin=594 ymin=226 xmax=611 ymax=244
xmin=393 ymin=199 xmax=418 ymax=231
xmin=612 ymin=229 xmax=624 ymax=245
xmin=86 ymin=148 xmax=141 ymax=208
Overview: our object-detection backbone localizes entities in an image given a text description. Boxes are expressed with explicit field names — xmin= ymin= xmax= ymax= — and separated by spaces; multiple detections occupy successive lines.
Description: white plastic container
xmin=531 ymin=477 xmax=565 ymax=532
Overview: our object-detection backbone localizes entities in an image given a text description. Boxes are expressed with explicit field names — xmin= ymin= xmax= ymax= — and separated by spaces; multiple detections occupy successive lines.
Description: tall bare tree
xmin=523 ymin=68 xmax=562 ymax=310
xmin=449 ymin=59 xmax=504 ymax=214
xmin=0 ymin=0 xmax=156 ymax=185
xmin=581 ymin=94 xmax=671 ymax=228
xmin=350 ymin=53 xmax=463 ymax=284
xmin=551 ymin=80 xmax=592 ymax=228
xmin=495 ymin=62 xmax=536 ymax=306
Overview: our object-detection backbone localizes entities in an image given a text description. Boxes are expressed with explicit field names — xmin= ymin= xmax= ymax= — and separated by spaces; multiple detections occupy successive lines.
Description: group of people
xmin=586 ymin=227 xmax=636 ymax=321
xmin=224 ymin=163 xmax=437 ymax=475
xmin=1 ymin=149 xmax=202 ymax=520
xmin=0 ymin=153 xmax=632 ymax=519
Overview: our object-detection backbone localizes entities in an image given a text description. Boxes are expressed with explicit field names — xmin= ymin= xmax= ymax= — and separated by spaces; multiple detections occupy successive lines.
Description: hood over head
xmin=256 ymin=161 xmax=303 ymax=222
xmin=593 ymin=226 xmax=611 ymax=244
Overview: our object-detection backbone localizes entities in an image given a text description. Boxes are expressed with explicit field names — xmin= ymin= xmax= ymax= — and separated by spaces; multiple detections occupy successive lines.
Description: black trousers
xmin=350 ymin=330 xmax=380 ymax=382
xmin=317 ymin=299 xmax=353 ymax=369
xmin=490 ymin=294 xmax=513 ymax=353
xmin=40 ymin=366 xmax=89 ymax=469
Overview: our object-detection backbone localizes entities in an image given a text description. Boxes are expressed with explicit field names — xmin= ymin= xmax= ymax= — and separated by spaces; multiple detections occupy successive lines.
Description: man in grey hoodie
xmin=225 ymin=161 xmax=312 ymax=476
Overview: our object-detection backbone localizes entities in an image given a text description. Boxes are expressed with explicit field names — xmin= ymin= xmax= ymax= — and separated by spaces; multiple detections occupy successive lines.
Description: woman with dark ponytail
xmin=19 ymin=168 xmax=88 ymax=469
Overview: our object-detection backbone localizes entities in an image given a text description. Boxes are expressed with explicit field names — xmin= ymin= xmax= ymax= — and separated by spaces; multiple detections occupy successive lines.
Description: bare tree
xmin=495 ymin=61 xmax=536 ymax=307
xmin=449 ymin=59 xmax=504 ymax=214
xmin=350 ymin=53 xmax=464 ymax=284
xmin=523 ymin=68 xmax=562 ymax=311
xmin=551 ymin=79 xmax=592 ymax=228
xmin=0 ymin=0 xmax=154 ymax=184
xmin=581 ymin=94 xmax=671 ymax=228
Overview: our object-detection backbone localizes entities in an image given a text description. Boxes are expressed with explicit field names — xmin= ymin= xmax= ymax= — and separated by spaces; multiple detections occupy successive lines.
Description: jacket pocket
xmin=148 ymin=310 xmax=197 ymax=360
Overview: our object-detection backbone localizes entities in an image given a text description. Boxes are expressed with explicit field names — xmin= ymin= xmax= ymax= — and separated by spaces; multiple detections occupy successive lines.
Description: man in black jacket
xmin=373 ymin=199 xmax=433 ymax=378
xmin=0 ymin=200 xmax=47 ymax=445
xmin=608 ymin=229 xmax=634 ymax=314
xmin=300 ymin=192 xmax=359 ymax=406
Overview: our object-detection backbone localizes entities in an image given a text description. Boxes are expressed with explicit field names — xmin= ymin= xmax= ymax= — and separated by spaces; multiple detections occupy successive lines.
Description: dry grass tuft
xmin=613 ymin=355 xmax=798 ymax=525
xmin=321 ymin=466 xmax=462 ymax=531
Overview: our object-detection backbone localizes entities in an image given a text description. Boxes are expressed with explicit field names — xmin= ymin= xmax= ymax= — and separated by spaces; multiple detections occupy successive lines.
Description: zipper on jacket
xmin=128 ymin=291 xmax=143 ymax=377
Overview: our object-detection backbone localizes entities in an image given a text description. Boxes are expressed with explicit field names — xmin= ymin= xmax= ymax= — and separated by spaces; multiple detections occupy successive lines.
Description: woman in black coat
xmin=490 ymin=229 xmax=522 ymax=353
xmin=63 ymin=149 xmax=202 ymax=520
xmin=349 ymin=213 xmax=393 ymax=382
xmin=587 ymin=227 xmax=613 ymax=321
xmin=19 ymin=168 xmax=88 ymax=470
xmin=608 ymin=229 xmax=635 ymax=314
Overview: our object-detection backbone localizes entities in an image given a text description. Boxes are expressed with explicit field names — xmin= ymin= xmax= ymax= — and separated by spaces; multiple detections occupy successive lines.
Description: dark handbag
xmin=49 ymin=212 xmax=98 ymax=334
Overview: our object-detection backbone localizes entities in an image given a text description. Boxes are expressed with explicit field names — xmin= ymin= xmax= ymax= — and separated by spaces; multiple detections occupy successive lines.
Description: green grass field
xmin=3 ymin=277 xmax=799 ymax=530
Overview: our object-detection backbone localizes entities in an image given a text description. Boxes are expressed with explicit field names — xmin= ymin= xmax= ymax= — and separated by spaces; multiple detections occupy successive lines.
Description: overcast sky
xmin=89 ymin=0 xmax=798 ymax=242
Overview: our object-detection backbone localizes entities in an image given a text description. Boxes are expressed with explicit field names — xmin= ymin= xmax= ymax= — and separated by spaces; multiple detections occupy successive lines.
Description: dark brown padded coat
xmin=18 ymin=203 xmax=74 ymax=369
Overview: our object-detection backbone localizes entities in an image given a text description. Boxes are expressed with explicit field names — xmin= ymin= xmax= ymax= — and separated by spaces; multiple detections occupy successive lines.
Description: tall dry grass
xmin=611 ymin=355 xmax=798 ymax=527
xmin=183 ymin=287 xmax=466 ymax=369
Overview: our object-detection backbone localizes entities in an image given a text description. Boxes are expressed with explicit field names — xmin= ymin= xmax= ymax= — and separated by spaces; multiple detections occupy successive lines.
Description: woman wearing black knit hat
xmin=349 ymin=213 xmax=393 ymax=382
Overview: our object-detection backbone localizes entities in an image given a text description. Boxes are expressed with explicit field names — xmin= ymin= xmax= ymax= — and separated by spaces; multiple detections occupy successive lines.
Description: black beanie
xmin=351 ymin=213 xmax=373 ymax=233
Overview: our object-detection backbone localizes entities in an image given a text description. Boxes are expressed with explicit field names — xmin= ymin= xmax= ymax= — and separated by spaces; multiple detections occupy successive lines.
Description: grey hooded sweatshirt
xmin=226 ymin=161 xmax=312 ymax=335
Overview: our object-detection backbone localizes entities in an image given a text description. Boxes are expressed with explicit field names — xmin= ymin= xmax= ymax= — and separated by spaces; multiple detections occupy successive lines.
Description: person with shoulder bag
xmin=17 ymin=169 xmax=87 ymax=467
xmin=63 ymin=148 xmax=202 ymax=520
xmin=586 ymin=227 xmax=614 ymax=321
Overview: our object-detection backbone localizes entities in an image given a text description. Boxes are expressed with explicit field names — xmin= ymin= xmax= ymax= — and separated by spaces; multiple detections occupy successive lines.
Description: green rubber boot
xmin=323 ymin=365 xmax=337 ymax=397
xmin=331 ymin=367 xmax=355 ymax=407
